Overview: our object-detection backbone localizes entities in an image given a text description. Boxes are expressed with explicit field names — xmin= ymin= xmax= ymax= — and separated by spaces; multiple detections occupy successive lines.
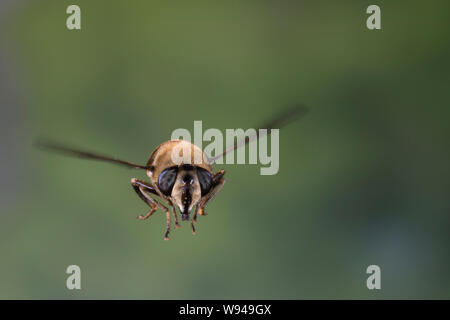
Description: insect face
xmin=169 ymin=165 xmax=202 ymax=221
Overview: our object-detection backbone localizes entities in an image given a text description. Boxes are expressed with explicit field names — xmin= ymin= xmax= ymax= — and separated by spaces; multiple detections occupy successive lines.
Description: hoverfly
xmin=36 ymin=106 xmax=307 ymax=239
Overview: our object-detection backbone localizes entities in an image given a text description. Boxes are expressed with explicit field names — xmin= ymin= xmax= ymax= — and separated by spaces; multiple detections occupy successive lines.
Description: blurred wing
xmin=35 ymin=140 xmax=153 ymax=170
xmin=208 ymin=104 xmax=309 ymax=163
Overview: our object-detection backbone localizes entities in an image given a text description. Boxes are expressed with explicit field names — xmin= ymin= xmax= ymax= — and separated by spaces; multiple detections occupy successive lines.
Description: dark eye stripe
xmin=158 ymin=166 xmax=178 ymax=196
xmin=197 ymin=167 xmax=213 ymax=196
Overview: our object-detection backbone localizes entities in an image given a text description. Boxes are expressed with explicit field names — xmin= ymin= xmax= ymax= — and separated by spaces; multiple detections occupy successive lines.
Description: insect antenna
xmin=208 ymin=104 xmax=308 ymax=164
xmin=34 ymin=140 xmax=154 ymax=170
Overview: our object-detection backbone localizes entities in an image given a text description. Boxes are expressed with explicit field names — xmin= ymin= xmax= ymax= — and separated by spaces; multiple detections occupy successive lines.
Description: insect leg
xmin=131 ymin=178 xmax=172 ymax=240
xmin=169 ymin=202 xmax=181 ymax=229
xmin=164 ymin=210 xmax=171 ymax=240
xmin=191 ymin=205 xmax=200 ymax=235
xmin=142 ymin=189 xmax=171 ymax=240
xmin=131 ymin=178 xmax=158 ymax=220
xmin=131 ymin=178 xmax=159 ymax=197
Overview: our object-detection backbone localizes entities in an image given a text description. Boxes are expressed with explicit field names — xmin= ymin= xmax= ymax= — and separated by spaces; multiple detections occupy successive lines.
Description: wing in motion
xmin=34 ymin=139 xmax=153 ymax=170
xmin=208 ymin=104 xmax=308 ymax=163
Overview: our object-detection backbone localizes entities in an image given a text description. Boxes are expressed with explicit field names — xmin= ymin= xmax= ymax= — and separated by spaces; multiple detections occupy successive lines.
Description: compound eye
xmin=158 ymin=166 xmax=178 ymax=196
xmin=197 ymin=167 xmax=213 ymax=196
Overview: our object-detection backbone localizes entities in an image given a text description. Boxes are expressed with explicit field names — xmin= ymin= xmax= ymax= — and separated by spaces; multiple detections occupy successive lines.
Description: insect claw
xmin=164 ymin=236 xmax=170 ymax=241
xmin=137 ymin=214 xmax=151 ymax=220
xmin=136 ymin=208 xmax=156 ymax=220
xmin=175 ymin=223 xmax=181 ymax=229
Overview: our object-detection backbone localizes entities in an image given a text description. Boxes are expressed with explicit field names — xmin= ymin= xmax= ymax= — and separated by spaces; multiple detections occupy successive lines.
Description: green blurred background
xmin=0 ymin=0 xmax=449 ymax=299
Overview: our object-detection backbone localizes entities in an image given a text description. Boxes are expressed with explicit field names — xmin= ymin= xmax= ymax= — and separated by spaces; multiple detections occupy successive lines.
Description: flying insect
xmin=36 ymin=106 xmax=307 ymax=240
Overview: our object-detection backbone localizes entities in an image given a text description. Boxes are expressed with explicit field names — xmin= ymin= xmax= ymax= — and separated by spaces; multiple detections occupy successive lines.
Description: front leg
xmin=131 ymin=178 xmax=158 ymax=220
xmin=131 ymin=178 xmax=172 ymax=240
xmin=169 ymin=202 xmax=181 ymax=229
xmin=191 ymin=205 xmax=200 ymax=235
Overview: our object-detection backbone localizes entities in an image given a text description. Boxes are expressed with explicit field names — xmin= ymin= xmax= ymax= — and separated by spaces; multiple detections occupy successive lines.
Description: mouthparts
xmin=181 ymin=213 xmax=190 ymax=221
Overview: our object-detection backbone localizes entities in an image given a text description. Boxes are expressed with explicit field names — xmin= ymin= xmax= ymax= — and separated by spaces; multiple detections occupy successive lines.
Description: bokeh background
xmin=0 ymin=0 xmax=449 ymax=299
